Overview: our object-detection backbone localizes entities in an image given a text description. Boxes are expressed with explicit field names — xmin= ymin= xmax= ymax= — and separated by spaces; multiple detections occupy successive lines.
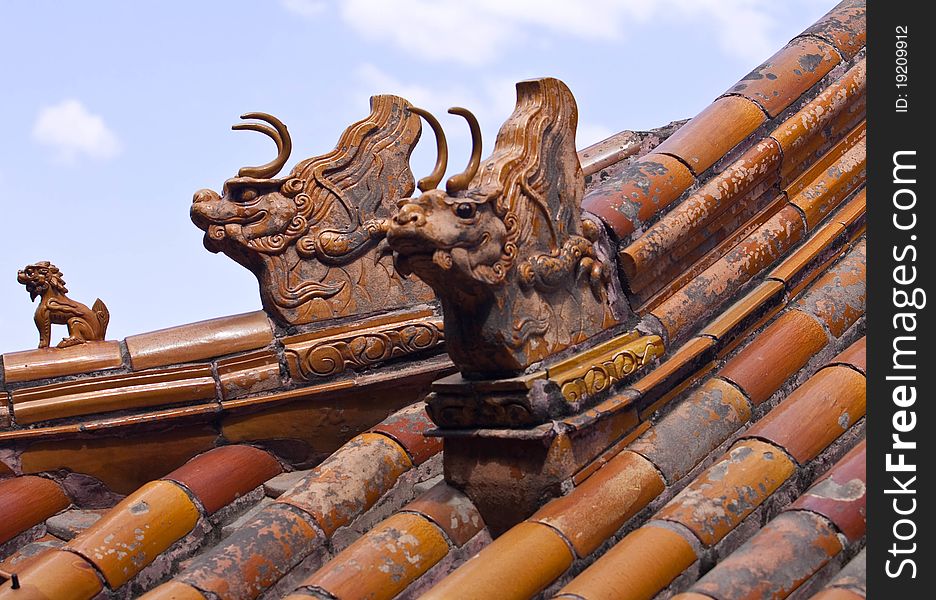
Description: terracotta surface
xmin=571 ymin=420 xmax=651 ymax=485
xmin=651 ymin=204 xmax=805 ymax=342
xmin=16 ymin=261 xmax=110 ymax=350
xmin=582 ymin=152 xmax=694 ymax=239
xmin=531 ymin=449 xmax=664 ymax=557
xmin=635 ymin=192 xmax=787 ymax=314
xmin=793 ymin=239 xmax=866 ymax=337
xmin=0 ymin=533 xmax=66 ymax=572
xmin=0 ymin=476 xmax=70 ymax=545
xmin=620 ymin=138 xmax=781 ymax=282
xmin=368 ymin=403 xmax=441 ymax=466
xmin=653 ymin=96 xmax=766 ymax=176
xmin=2 ymin=340 xmax=123 ymax=384
xmin=789 ymin=138 xmax=865 ymax=230
xmin=175 ymin=503 xmax=321 ymax=600
xmin=689 ymin=511 xmax=843 ymax=600
xmin=809 ymin=590 xmax=864 ymax=600
xmin=790 ymin=440 xmax=866 ymax=541
xmin=278 ymin=432 xmax=412 ymax=536
xmin=701 ymin=280 xmax=786 ymax=347
xmin=389 ymin=78 xmax=619 ymax=376
xmin=657 ymin=439 xmax=796 ymax=546
xmin=191 ymin=97 xmax=434 ymax=326
xmin=746 ymin=365 xmax=865 ymax=464
xmin=812 ymin=547 xmax=866 ymax=599
xmin=628 ymin=336 xmax=715 ymax=412
xmin=577 ymin=129 xmax=644 ymax=177
xmin=836 ymin=189 xmax=867 ymax=238
xmin=404 ymin=482 xmax=485 ymax=547
xmin=164 ymin=445 xmax=283 ymax=515
xmin=20 ymin=425 xmax=218 ymax=495
xmin=802 ymin=0 xmax=867 ymax=59
xmin=138 ymin=581 xmax=207 ymax=600
xmin=768 ymin=214 xmax=847 ymax=297
xmin=11 ymin=364 xmax=216 ymax=425
xmin=420 ymin=522 xmax=573 ymax=600
xmin=0 ymin=550 xmax=102 ymax=600
xmin=124 ymin=311 xmax=273 ymax=371
xmin=294 ymin=512 xmax=448 ymax=600
xmin=725 ymin=36 xmax=840 ymax=118
xmin=216 ymin=349 xmax=282 ymax=400
xmin=630 ymin=377 xmax=751 ymax=483
xmin=770 ymin=58 xmax=865 ymax=167
xmin=66 ymin=480 xmax=200 ymax=587
xmin=719 ymin=309 xmax=829 ymax=405
xmin=558 ymin=525 xmax=697 ymax=600
xmin=831 ymin=336 xmax=866 ymax=373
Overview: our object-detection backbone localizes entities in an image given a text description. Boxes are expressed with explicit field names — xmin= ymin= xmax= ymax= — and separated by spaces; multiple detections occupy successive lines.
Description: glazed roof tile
xmin=0 ymin=1 xmax=865 ymax=597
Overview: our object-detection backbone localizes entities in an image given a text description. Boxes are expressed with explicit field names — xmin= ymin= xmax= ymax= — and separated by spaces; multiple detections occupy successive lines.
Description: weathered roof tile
xmin=684 ymin=510 xmax=843 ymax=599
xmin=557 ymin=524 xmax=698 ymax=600
xmin=125 ymin=311 xmax=273 ymax=371
xmin=582 ymin=153 xmax=695 ymax=239
xmin=651 ymin=204 xmax=806 ymax=342
xmin=65 ymin=480 xmax=200 ymax=588
xmin=788 ymin=440 xmax=866 ymax=541
xmin=725 ymin=36 xmax=841 ymax=118
xmin=789 ymin=138 xmax=865 ymax=230
xmin=719 ymin=309 xmax=829 ymax=405
xmin=403 ymin=482 xmax=485 ymax=548
xmin=164 ymin=445 xmax=283 ymax=515
xmin=368 ymin=403 xmax=441 ymax=466
xmin=530 ymin=450 xmax=664 ymax=557
xmin=656 ymin=439 xmax=796 ymax=547
xmin=0 ymin=476 xmax=70 ymax=546
xmin=800 ymin=0 xmax=866 ymax=60
xmin=289 ymin=512 xmax=449 ymax=600
xmin=793 ymin=238 xmax=866 ymax=337
xmin=653 ymin=96 xmax=766 ymax=176
xmin=0 ymin=549 xmax=103 ymax=599
xmin=2 ymin=341 xmax=124 ymax=385
xmin=277 ymin=432 xmax=412 ymax=536
xmin=742 ymin=365 xmax=865 ymax=464
xmin=419 ymin=522 xmax=573 ymax=600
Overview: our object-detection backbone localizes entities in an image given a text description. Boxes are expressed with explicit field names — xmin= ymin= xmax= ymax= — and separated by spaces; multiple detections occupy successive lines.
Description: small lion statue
xmin=17 ymin=261 xmax=110 ymax=349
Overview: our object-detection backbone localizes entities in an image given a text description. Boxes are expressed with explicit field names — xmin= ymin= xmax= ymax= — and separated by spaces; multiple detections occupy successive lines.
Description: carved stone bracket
xmin=426 ymin=330 xmax=663 ymax=428
xmin=283 ymin=310 xmax=444 ymax=382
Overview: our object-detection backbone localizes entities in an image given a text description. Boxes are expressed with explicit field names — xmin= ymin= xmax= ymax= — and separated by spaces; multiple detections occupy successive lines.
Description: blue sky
xmin=0 ymin=0 xmax=833 ymax=352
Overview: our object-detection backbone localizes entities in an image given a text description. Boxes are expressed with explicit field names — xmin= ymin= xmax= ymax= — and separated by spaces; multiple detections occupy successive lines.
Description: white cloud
xmin=33 ymin=99 xmax=121 ymax=164
xmin=287 ymin=0 xmax=795 ymax=66
xmin=280 ymin=0 xmax=326 ymax=18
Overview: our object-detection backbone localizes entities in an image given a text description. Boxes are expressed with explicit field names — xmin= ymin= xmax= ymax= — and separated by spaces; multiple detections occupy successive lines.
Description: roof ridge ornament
xmin=388 ymin=77 xmax=626 ymax=378
xmin=17 ymin=261 xmax=110 ymax=349
xmin=191 ymin=95 xmax=435 ymax=325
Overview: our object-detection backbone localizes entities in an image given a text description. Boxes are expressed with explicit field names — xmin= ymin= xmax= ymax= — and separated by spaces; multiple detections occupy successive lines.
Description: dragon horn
xmin=233 ymin=112 xmax=293 ymax=179
xmin=408 ymin=106 xmax=448 ymax=192
xmin=445 ymin=107 xmax=482 ymax=194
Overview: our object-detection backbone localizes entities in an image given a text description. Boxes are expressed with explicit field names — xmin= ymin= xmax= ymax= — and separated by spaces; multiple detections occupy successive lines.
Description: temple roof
xmin=1 ymin=1 xmax=865 ymax=598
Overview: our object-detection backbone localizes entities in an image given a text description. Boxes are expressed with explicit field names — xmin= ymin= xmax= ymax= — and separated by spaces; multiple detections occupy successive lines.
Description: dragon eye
xmin=455 ymin=203 xmax=476 ymax=219
xmin=240 ymin=189 xmax=258 ymax=202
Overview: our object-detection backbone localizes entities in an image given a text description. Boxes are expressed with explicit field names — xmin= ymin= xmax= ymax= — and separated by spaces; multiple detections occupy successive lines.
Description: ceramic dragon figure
xmin=388 ymin=77 xmax=622 ymax=377
xmin=191 ymin=95 xmax=434 ymax=325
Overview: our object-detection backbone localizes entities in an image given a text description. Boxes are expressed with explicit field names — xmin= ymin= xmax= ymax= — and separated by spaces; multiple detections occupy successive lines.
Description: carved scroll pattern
xmin=557 ymin=337 xmax=665 ymax=403
xmin=286 ymin=320 xmax=444 ymax=380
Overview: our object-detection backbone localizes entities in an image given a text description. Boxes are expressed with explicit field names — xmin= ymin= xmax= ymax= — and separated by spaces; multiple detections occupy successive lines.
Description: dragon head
xmin=190 ymin=97 xmax=432 ymax=325
xmin=389 ymin=78 xmax=619 ymax=376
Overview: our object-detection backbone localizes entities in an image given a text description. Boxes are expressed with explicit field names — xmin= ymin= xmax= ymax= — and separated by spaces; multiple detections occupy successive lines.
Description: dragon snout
xmin=193 ymin=188 xmax=220 ymax=204
xmin=392 ymin=202 xmax=427 ymax=227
